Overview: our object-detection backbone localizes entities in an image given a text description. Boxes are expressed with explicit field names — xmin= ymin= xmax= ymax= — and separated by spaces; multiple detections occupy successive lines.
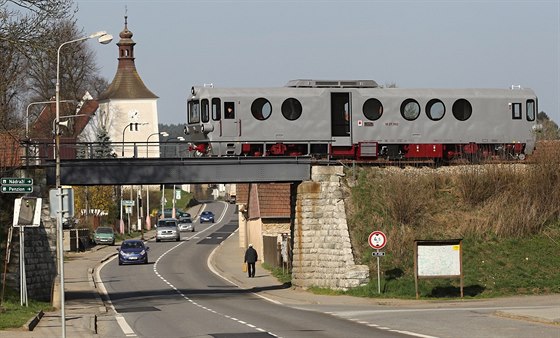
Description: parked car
xmin=157 ymin=208 xmax=191 ymax=219
xmin=117 ymin=239 xmax=149 ymax=265
xmin=156 ymin=218 xmax=181 ymax=242
xmin=93 ymin=226 xmax=115 ymax=246
xmin=228 ymin=195 xmax=236 ymax=204
xmin=178 ymin=217 xmax=195 ymax=232
xmin=200 ymin=211 xmax=215 ymax=223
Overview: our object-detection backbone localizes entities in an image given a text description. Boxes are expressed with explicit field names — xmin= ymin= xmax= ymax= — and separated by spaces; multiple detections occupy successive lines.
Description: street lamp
xmin=54 ymin=31 xmax=112 ymax=338
xmin=122 ymin=122 xmax=148 ymax=157
xmin=26 ymin=100 xmax=75 ymax=139
xmin=146 ymin=131 xmax=169 ymax=157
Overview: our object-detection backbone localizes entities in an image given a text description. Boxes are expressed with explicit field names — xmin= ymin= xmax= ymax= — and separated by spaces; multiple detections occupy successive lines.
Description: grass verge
xmin=0 ymin=288 xmax=52 ymax=330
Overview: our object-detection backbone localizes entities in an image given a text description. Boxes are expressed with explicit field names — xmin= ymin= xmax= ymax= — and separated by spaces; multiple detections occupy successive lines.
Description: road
xmin=99 ymin=202 xmax=404 ymax=338
xmin=98 ymin=202 xmax=560 ymax=338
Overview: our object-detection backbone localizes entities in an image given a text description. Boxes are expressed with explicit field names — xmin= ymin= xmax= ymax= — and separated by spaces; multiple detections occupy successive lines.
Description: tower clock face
xmin=128 ymin=110 xmax=139 ymax=121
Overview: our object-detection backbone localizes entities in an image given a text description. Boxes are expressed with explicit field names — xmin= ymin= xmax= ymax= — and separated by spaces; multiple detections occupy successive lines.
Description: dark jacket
xmin=244 ymin=247 xmax=258 ymax=263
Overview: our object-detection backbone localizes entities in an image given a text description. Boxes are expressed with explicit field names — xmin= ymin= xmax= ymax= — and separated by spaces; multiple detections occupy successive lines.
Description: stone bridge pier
xmin=292 ymin=166 xmax=369 ymax=290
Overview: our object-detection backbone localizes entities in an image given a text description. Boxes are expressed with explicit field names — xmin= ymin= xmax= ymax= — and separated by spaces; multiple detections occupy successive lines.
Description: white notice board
xmin=416 ymin=242 xmax=461 ymax=277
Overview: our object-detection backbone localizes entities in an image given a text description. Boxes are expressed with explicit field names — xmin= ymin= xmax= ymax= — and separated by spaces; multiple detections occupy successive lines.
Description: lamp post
xmin=26 ymin=100 xmax=74 ymax=139
xmin=122 ymin=122 xmax=148 ymax=157
xmin=54 ymin=31 xmax=112 ymax=338
xmin=145 ymin=132 xmax=168 ymax=231
xmin=146 ymin=131 xmax=168 ymax=157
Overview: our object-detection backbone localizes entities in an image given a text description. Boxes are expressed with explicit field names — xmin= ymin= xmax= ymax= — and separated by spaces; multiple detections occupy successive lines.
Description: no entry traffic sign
xmin=368 ymin=231 xmax=387 ymax=250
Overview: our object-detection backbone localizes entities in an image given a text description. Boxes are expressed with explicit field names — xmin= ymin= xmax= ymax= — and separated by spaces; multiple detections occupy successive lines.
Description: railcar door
xmin=221 ymin=101 xmax=239 ymax=138
xmin=331 ymin=93 xmax=351 ymax=146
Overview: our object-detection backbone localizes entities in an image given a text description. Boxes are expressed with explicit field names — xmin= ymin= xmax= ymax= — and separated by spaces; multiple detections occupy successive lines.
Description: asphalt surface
xmin=2 ymin=204 xmax=559 ymax=337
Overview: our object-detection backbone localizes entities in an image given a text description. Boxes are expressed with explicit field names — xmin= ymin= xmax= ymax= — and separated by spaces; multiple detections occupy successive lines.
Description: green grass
xmin=334 ymin=165 xmax=560 ymax=300
xmin=0 ymin=288 xmax=52 ymax=330
xmin=306 ymin=231 xmax=560 ymax=299
xmin=261 ymin=262 xmax=292 ymax=284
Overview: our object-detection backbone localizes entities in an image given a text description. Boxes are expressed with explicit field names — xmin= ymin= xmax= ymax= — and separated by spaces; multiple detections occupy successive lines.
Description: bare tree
xmin=0 ymin=40 xmax=27 ymax=129
xmin=26 ymin=19 xmax=104 ymax=104
xmin=0 ymin=0 xmax=74 ymax=124
xmin=0 ymin=0 xmax=74 ymax=53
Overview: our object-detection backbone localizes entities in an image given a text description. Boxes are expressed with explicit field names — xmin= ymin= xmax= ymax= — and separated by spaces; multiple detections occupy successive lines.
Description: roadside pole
xmin=368 ymin=231 xmax=387 ymax=295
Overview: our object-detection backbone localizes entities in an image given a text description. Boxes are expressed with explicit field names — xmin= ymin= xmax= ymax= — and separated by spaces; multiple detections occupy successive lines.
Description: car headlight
xmin=140 ymin=250 xmax=146 ymax=255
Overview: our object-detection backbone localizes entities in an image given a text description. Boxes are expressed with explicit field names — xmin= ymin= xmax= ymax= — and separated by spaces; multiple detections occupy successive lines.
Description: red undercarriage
xmin=192 ymin=142 xmax=526 ymax=162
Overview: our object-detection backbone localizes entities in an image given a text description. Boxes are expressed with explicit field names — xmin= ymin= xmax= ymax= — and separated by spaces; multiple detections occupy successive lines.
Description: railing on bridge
xmin=12 ymin=139 xmax=334 ymax=168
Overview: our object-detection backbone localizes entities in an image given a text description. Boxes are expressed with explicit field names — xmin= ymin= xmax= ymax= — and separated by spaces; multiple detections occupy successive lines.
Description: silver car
xmin=178 ymin=217 xmax=195 ymax=232
xmin=156 ymin=218 xmax=181 ymax=242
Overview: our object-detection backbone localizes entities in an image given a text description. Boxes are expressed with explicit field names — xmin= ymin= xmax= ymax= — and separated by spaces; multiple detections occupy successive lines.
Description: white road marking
xmin=96 ymin=258 xmax=137 ymax=337
xmin=150 ymin=202 xmax=283 ymax=337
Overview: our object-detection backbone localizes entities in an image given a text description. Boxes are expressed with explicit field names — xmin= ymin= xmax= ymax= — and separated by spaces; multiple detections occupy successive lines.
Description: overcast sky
xmin=75 ymin=0 xmax=559 ymax=125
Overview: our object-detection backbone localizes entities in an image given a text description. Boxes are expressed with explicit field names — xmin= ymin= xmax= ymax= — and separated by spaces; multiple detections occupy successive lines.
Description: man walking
xmin=244 ymin=243 xmax=258 ymax=278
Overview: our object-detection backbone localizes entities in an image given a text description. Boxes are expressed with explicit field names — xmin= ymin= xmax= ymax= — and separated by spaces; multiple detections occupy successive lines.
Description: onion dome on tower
xmin=98 ymin=16 xmax=158 ymax=100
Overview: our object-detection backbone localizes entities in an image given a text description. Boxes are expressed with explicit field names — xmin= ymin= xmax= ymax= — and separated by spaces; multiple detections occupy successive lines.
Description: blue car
xmin=117 ymin=239 xmax=149 ymax=265
xmin=200 ymin=211 xmax=215 ymax=223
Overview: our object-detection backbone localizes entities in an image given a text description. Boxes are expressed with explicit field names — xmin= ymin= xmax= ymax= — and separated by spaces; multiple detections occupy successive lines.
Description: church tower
xmin=97 ymin=16 xmax=161 ymax=158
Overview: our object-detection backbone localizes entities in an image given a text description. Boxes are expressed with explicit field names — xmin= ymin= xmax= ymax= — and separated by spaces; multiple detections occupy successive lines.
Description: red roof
xmin=238 ymin=183 xmax=291 ymax=219
xmin=31 ymin=100 xmax=98 ymax=139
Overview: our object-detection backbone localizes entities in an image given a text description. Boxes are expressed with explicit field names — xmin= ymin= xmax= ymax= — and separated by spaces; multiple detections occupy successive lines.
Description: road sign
xmin=2 ymin=186 xmax=33 ymax=193
xmin=13 ymin=197 xmax=42 ymax=227
xmin=122 ymin=200 xmax=135 ymax=206
xmin=372 ymin=251 xmax=386 ymax=257
xmin=2 ymin=177 xmax=33 ymax=185
xmin=49 ymin=188 xmax=75 ymax=219
xmin=2 ymin=177 xmax=33 ymax=194
xmin=368 ymin=231 xmax=387 ymax=249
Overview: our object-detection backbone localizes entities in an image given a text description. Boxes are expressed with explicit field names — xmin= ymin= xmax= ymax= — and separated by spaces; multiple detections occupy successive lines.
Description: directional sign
xmin=368 ymin=230 xmax=387 ymax=250
xmin=2 ymin=186 xmax=33 ymax=193
xmin=2 ymin=177 xmax=33 ymax=185
xmin=1 ymin=177 xmax=33 ymax=194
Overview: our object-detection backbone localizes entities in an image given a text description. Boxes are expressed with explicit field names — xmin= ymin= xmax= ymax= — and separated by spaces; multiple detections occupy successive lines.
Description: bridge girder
xmin=45 ymin=157 xmax=312 ymax=185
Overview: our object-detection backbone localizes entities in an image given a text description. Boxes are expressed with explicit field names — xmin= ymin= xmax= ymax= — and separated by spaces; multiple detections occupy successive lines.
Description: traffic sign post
xmin=1 ymin=177 xmax=33 ymax=194
xmin=368 ymin=230 xmax=388 ymax=294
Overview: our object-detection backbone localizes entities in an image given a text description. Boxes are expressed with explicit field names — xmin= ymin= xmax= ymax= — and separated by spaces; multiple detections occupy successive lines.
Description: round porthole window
xmin=281 ymin=98 xmax=302 ymax=120
xmin=251 ymin=98 xmax=272 ymax=121
xmin=363 ymin=98 xmax=383 ymax=121
xmin=426 ymin=99 xmax=445 ymax=121
xmin=401 ymin=99 xmax=420 ymax=121
xmin=452 ymin=99 xmax=472 ymax=121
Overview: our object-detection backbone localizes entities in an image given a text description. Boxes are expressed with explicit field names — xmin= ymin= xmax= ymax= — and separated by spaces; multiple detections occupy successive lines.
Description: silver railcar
xmin=185 ymin=80 xmax=539 ymax=162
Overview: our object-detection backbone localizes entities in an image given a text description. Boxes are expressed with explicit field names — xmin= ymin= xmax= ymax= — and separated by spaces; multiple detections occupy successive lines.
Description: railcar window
xmin=363 ymin=98 xmax=383 ymax=121
xmin=212 ymin=98 xmax=221 ymax=120
xmin=401 ymin=99 xmax=420 ymax=121
xmin=526 ymin=100 xmax=535 ymax=121
xmin=251 ymin=98 xmax=272 ymax=121
xmin=201 ymin=99 xmax=209 ymax=123
xmin=224 ymin=102 xmax=235 ymax=119
xmin=452 ymin=99 xmax=472 ymax=121
xmin=511 ymin=102 xmax=522 ymax=120
xmin=281 ymin=98 xmax=302 ymax=120
xmin=426 ymin=99 xmax=445 ymax=121
xmin=188 ymin=100 xmax=200 ymax=124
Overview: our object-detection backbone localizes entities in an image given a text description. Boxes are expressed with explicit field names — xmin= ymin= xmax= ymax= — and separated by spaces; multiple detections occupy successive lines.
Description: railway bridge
xmin=5 ymin=141 xmax=369 ymax=291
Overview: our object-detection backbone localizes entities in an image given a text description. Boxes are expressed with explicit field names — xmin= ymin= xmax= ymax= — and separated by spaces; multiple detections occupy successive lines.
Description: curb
xmin=495 ymin=310 xmax=560 ymax=325
xmin=24 ymin=310 xmax=43 ymax=331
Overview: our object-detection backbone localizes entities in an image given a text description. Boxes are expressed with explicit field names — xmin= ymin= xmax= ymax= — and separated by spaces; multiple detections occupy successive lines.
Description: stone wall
xmin=5 ymin=205 xmax=57 ymax=301
xmin=292 ymin=166 xmax=369 ymax=290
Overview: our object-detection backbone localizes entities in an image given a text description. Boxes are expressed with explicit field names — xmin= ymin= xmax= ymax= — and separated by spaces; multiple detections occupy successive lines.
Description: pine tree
xmin=94 ymin=128 xmax=116 ymax=158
